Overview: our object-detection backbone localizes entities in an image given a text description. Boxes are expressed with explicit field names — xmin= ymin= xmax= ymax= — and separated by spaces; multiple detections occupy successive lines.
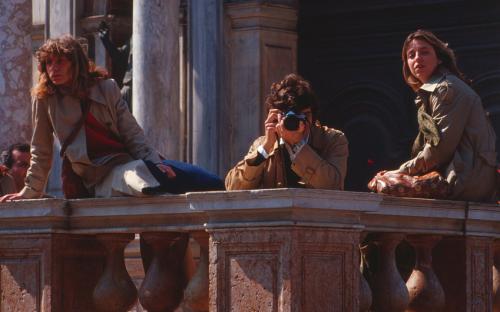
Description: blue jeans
xmin=144 ymin=160 xmax=224 ymax=194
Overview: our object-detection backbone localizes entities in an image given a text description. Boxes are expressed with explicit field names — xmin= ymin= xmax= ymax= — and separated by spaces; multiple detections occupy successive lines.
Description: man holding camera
xmin=225 ymin=74 xmax=348 ymax=190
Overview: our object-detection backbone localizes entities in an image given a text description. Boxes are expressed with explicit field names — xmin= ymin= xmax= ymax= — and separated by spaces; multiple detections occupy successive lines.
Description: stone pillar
xmin=45 ymin=0 xmax=76 ymax=197
xmin=87 ymin=2 xmax=107 ymax=69
xmin=465 ymin=236 xmax=493 ymax=311
xmin=434 ymin=236 xmax=494 ymax=312
xmin=132 ymin=0 xmax=180 ymax=160
xmin=0 ymin=0 xmax=32 ymax=148
xmin=48 ymin=0 xmax=74 ymax=37
xmin=223 ymin=1 xmax=298 ymax=173
xmin=189 ymin=0 xmax=223 ymax=173
xmin=209 ymin=227 xmax=360 ymax=311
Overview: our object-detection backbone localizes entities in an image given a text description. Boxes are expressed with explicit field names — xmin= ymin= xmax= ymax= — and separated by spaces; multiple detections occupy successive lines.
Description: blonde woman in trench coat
xmin=0 ymin=35 xmax=177 ymax=202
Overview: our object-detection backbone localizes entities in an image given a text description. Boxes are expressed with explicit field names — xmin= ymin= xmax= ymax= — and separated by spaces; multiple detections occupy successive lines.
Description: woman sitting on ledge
xmin=1 ymin=35 xmax=222 ymax=202
xmin=371 ymin=30 xmax=497 ymax=202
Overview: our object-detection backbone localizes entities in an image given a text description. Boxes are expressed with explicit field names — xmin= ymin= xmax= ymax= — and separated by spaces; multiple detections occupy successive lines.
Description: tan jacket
xmin=225 ymin=124 xmax=348 ymax=190
xmin=21 ymin=79 xmax=162 ymax=198
xmin=399 ymin=72 xmax=497 ymax=201
xmin=0 ymin=173 xmax=16 ymax=196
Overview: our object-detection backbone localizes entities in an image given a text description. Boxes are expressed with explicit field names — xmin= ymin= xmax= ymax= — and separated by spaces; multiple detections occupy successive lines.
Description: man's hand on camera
xmin=262 ymin=109 xmax=281 ymax=153
xmin=277 ymin=118 xmax=308 ymax=146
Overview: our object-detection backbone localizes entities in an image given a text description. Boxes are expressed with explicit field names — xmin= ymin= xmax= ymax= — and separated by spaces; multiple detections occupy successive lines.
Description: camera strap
xmin=275 ymin=133 xmax=288 ymax=188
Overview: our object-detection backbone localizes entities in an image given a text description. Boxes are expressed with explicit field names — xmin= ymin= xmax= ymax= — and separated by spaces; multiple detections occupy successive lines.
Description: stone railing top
xmin=0 ymin=189 xmax=498 ymax=237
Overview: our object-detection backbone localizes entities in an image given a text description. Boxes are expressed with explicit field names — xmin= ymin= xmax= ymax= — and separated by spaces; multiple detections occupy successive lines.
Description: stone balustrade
xmin=0 ymin=189 xmax=499 ymax=311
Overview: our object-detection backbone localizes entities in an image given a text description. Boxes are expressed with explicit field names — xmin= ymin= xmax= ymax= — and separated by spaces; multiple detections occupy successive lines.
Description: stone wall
xmin=0 ymin=0 xmax=33 ymax=150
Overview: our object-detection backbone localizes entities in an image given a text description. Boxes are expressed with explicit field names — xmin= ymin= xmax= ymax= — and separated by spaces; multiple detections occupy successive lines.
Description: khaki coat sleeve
xmin=291 ymin=132 xmax=348 ymax=190
xmin=225 ymin=137 xmax=267 ymax=190
xmin=399 ymin=83 xmax=472 ymax=175
xmin=20 ymin=98 xmax=54 ymax=198
xmin=107 ymin=80 xmax=162 ymax=164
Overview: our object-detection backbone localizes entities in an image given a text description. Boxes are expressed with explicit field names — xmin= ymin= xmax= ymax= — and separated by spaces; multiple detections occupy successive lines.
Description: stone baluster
xmin=138 ymin=232 xmax=189 ymax=312
xmin=370 ymin=233 xmax=409 ymax=312
xmin=494 ymin=240 xmax=500 ymax=312
xmin=183 ymin=231 xmax=209 ymax=312
xmin=359 ymin=238 xmax=373 ymax=312
xmin=405 ymin=235 xmax=445 ymax=312
xmin=93 ymin=233 xmax=137 ymax=312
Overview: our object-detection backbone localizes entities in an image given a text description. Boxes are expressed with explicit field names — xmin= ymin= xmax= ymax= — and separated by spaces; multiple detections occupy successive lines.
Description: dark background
xmin=298 ymin=0 xmax=500 ymax=191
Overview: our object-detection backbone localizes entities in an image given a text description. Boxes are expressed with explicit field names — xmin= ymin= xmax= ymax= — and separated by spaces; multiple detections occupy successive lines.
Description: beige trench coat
xmin=21 ymin=79 xmax=162 ymax=198
xmin=399 ymin=72 xmax=497 ymax=201
xmin=225 ymin=124 xmax=348 ymax=190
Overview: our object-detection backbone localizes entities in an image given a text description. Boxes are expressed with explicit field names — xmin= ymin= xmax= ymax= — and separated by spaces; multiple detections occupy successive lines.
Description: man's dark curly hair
xmin=265 ymin=73 xmax=318 ymax=121
xmin=1 ymin=143 xmax=30 ymax=169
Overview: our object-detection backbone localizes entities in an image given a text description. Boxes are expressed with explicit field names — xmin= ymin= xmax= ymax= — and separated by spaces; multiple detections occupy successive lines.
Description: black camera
xmin=282 ymin=110 xmax=307 ymax=131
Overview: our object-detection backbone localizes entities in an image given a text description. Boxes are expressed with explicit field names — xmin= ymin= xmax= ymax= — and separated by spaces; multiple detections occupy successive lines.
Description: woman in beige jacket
xmin=393 ymin=30 xmax=497 ymax=201
xmin=0 ymin=35 xmax=176 ymax=201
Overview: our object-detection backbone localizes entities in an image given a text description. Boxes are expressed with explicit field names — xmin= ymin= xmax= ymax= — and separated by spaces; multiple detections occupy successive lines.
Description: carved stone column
xmin=139 ymin=232 xmax=189 ymax=312
xmin=133 ymin=0 xmax=180 ymax=159
xmin=46 ymin=0 xmax=76 ymax=196
xmin=0 ymin=0 xmax=32 ymax=148
xmin=434 ymin=236 xmax=494 ymax=312
xmin=465 ymin=236 xmax=493 ymax=311
xmin=188 ymin=0 xmax=223 ymax=174
xmin=93 ymin=233 xmax=137 ymax=312
xmin=183 ymin=231 xmax=209 ymax=312
xmin=405 ymin=235 xmax=445 ymax=312
xmin=492 ymin=240 xmax=500 ymax=312
xmin=370 ymin=233 xmax=409 ymax=312
xmin=48 ymin=0 xmax=74 ymax=37
xmin=223 ymin=1 xmax=298 ymax=173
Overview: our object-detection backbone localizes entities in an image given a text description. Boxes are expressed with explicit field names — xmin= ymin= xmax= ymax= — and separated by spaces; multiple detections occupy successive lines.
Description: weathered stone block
xmin=208 ymin=227 xmax=359 ymax=312
xmin=0 ymin=234 xmax=106 ymax=311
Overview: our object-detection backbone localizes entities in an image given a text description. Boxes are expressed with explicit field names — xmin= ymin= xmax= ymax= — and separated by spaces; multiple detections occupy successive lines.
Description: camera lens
xmin=283 ymin=115 xmax=300 ymax=131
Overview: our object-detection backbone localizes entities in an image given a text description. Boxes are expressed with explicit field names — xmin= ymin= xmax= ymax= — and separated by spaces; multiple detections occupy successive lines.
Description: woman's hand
xmin=0 ymin=192 xmax=24 ymax=203
xmin=156 ymin=164 xmax=176 ymax=179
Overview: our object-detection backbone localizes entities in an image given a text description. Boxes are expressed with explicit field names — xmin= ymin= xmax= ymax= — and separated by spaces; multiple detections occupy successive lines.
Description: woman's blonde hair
xmin=402 ymin=29 xmax=466 ymax=91
xmin=32 ymin=35 xmax=107 ymax=100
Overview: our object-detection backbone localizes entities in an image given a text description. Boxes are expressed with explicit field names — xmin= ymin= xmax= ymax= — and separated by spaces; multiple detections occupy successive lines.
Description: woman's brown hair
xmin=402 ymin=29 xmax=466 ymax=91
xmin=32 ymin=35 xmax=107 ymax=100
xmin=265 ymin=73 xmax=318 ymax=121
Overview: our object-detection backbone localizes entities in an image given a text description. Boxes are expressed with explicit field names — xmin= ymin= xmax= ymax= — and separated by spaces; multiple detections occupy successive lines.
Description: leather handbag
xmin=368 ymin=170 xmax=451 ymax=199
